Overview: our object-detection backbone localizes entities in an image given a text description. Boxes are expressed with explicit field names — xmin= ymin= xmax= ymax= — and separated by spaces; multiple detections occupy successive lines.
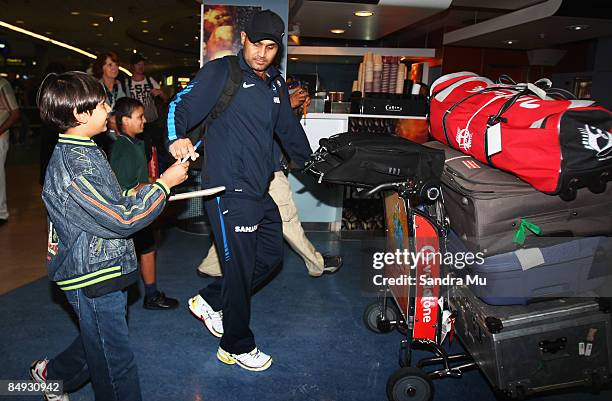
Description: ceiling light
xmin=32 ymin=61 xmax=37 ymax=65
xmin=157 ymin=37 xmax=164 ymax=41
xmin=133 ymin=49 xmax=137 ymax=53
xmin=567 ymin=24 xmax=590 ymax=31
xmin=184 ymin=43 xmax=190 ymax=47
xmin=155 ymin=52 xmax=161 ymax=56
xmin=354 ymin=11 xmax=373 ymax=17
xmin=113 ymin=42 xmax=119 ymax=46
xmin=289 ymin=57 xmax=299 ymax=61
xmin=96 ymin=33 xmax=103 ymax=37
xmin=92 ymin=22 xmax=99 ymax=27
xmin=0 ymin=43 xmax=5 ymax=49
xmin=16 ymin=20 xmax=24 ymax=24
xmin=141 ymin=19 xmax=148 ymax=23
xmin=503 ymin=39 xmax=518 ymax=45
xmin=70 ymin=11 xmax=80 ymax=15
xmin=45 ymin=31 xmax=52 ymax=35
xmin=108 ymin=16 xmax=114 ymax=22
xmin=0 ymin=20 xmax=132 ymax=76
xmin=330 ymin=29 xmax=345 ymax=34
xmin=142 ymin=29 xmax=149 ymax=33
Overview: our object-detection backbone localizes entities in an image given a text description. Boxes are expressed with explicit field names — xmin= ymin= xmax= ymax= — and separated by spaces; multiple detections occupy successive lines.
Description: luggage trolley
xmin=304 ymin=133 xmax=477 ymax=401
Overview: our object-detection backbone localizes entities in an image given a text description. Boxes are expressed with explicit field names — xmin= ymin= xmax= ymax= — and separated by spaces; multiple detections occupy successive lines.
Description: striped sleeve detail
xmin=57 ymin=266 xmax=122 ymax=291
xmin=154 ymin=179 xmax=170 ymax=196
xmin=167 ymin=82 xmax=195 ymax=141
xmin=78 ymin=176 xmax=160 ymax=214
xmin=123 ymin=186 xmax=139 ymax=197
xmin=71 ymin=180 xmax=165 ymax=225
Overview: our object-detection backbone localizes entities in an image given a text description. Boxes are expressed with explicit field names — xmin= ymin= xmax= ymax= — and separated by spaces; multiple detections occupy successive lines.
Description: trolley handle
xmin=355 ymin=182 xmax=405 ymax=199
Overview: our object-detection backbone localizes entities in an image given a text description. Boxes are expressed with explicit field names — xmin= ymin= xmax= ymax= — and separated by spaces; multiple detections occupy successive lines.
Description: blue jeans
xmin=46 ymin=289 xmax=141 ymax=401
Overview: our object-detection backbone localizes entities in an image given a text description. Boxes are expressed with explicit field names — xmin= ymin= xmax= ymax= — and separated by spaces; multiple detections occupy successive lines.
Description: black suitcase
xmin=449 ymin=285 xmax=612 ymax=398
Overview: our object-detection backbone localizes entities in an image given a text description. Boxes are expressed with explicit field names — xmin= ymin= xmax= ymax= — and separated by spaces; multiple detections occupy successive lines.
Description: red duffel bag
xmin=429 ymin=72 xmax=612 ymax=200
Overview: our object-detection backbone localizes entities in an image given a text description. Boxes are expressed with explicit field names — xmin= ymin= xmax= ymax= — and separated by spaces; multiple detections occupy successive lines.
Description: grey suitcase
xmin=447 ymin=230 xmax=612 ymax=305
xmin=425 ymin=141 xmax=612 ymax=256
xmin=449 ymin=285 xmax=612 ymax=398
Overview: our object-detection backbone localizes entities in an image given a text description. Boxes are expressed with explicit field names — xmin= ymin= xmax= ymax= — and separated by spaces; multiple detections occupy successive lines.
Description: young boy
xmin=32 ymin=71 xmax=189 ymax=401
xmin=110 ymin=97 xmax=179 ymax=310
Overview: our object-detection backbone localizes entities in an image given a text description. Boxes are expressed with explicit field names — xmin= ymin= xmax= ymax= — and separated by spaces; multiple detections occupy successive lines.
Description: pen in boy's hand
xmin=180 ymin=140 xmax=202 ymax=163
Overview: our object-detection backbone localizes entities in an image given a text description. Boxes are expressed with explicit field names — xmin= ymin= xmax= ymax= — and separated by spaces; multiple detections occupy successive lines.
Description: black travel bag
xmin=305 ymin=132 xmax=445 ymax=189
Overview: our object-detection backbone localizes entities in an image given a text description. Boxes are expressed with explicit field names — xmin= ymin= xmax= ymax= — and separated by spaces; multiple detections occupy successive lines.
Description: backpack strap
xmin=187 ymin=55 xmax=242 ymax=144
xmin=207 ymin=56 xmax=242 ymax=121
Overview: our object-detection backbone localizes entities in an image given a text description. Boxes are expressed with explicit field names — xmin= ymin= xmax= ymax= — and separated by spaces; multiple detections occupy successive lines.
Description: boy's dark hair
xmin=37 ymin=71 xmax=106 ymax=132
xmin=114 ymin=97 xmax=144 ymax=133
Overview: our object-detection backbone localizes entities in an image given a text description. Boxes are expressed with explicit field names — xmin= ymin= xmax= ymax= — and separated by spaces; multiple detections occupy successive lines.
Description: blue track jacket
xmin=167 ymin=51 xmax=311 ymax=198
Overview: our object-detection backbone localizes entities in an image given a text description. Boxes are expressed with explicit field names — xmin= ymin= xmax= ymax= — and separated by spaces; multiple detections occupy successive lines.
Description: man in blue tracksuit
xmin=167 ymin=10 xmax=311 ymax=371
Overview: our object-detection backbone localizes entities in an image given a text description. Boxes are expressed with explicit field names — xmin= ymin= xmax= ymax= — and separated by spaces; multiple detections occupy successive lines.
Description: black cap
xmin=131 ymin=53 xmax=146 ymax=65
xmin=245 ymin=10 xmax=285 ymax=46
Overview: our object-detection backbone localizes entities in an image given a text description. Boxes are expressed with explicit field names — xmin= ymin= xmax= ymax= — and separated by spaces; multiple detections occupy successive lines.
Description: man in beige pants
xmin=197 ymin=81 xmax=342 ymax=277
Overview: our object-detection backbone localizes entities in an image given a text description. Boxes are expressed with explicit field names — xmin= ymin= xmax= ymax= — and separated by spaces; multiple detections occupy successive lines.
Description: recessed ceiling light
xmin=96 ymin=33 xmax=103 ymax=37
xmin=354 ymin=11 xmax=374 ymax=17
xmin=141 ymin=19 xmax=148 ymax=23
xmin=0 ymin=44 xmax=5 ymax=49
xmin=32 ymin=61 xmax=37 ymax=66
xmin=142 ymin=29 xmax=149 ymax=33
xmin=133 ymin=49 xmax=137 ymax=54
xmin=157 ymin=37 xmax=164 ymax=41
xmin=92 ymin=22 xmax=99 ymax=27
xmin=70 ymin=11 xmax=80 ymax=16
xmin=113 ymin=42 xmax=119 ymax=46
xmin=45 ymin=31 xmax=52 ymax=35
xmin=289 ymin=57 xmax=299 ymax=61
xmin=184 ymin=43 xmax=190 ymax=47
xmin=155 ymin=52 xmax=161 ymax=56
xmin=503 ymin=39 xmax=518 ymax=45
xmin=108 ymin=16 xmax=114 ymax=23
xmin=16 ymin=20 xmax=25 ymax=24
xmin=567 ymin=24 xmax=590 ymax=31
xmin=330 ymin=29 xmax=345 ymax=34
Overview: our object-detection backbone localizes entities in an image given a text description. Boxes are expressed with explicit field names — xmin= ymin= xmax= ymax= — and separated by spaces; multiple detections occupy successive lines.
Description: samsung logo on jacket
xmin=167 ymin=51 xmax=311 ymax=198
xmin=235 ymin=225 xmax=258 ymax=233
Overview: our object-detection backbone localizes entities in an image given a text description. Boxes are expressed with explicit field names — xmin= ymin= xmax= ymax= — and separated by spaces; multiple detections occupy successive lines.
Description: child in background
xmin=110 ymin=97 xmax=179 ymax=310
xmin=33 ymin=71 xmax=189 ymax=401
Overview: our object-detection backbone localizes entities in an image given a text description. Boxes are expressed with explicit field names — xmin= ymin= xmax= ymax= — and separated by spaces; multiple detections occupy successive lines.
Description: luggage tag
xmin=486 ymin=123 xmax=502 ymax=157
xmin=515 ymin=248 xmax=545 ymax=271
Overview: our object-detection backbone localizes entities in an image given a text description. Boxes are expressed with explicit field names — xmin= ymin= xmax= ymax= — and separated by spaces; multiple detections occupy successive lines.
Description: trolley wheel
xmin=386 ymin=367 xmax=434 ymax=401
xmin=363 ymin=301 xmax=398 ymax=334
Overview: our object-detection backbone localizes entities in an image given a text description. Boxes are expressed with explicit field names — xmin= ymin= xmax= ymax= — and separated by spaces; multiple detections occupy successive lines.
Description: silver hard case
xmin=449 ymin=285 xmax=612 ymax=397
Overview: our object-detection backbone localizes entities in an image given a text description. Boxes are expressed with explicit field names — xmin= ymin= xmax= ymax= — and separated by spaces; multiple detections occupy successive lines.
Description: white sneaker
xmin=29 ymin=360 xmax=70 ymax=401
xmin=188 ymin=294 xmax=223 ymax=338
xmin=217 ymin=347 xmax=273 ymax=372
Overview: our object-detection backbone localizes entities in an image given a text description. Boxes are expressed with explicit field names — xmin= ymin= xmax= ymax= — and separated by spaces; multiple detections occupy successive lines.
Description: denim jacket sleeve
xmin=66 ymin=173 xmax=170 ymax=238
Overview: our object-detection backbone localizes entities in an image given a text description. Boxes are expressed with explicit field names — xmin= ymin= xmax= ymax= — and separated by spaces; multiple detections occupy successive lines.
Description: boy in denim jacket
xmin=31 ymin=71 xmax=189 ymax=401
